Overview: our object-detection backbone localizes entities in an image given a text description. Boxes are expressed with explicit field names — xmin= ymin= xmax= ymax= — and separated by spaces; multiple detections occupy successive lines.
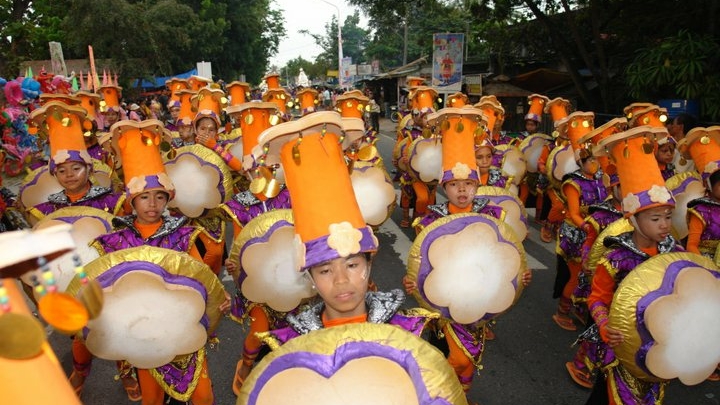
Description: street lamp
xmin=319 ymin=0 xmax=343 ymax=89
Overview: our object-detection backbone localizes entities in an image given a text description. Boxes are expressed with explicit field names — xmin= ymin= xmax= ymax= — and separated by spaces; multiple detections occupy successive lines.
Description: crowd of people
xmin=0 ymin=69 xmax=719 ymax=405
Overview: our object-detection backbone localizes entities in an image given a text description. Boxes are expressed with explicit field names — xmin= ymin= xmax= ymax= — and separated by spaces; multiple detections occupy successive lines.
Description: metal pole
xmin=320 ymin=0 xmax=343 ymax=90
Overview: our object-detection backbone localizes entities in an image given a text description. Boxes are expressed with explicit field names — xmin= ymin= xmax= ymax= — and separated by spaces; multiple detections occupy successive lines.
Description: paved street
xmin=41 ymin=117 xmax=720 ymax=404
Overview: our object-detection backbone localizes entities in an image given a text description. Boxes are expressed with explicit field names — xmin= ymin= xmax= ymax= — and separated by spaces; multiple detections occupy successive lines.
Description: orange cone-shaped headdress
xmin=410 ymin=86 xmax=438 ymax=114
xmin=192 ymin=87 xmax=227 ymax=128
xmin=226 ymin=101 xmax=281 ymax=162
xmin=629 ymin=105 xmax=668 ymax=129
xmin=681 ymin=126 xmax=720 ymax=184
xmin=525 ymin=94 xmax=549 ymax=123
xmin=296 ymin=87 xmax=319 ymax=115
xmin=227 ymin=81 xmax=252 ymax=107
xmin=565 ymin=111 xmax=595 ymax=161
xmin=336 ymin=90 xmax=369 ymax=119
xmin=426 ymin=106 xmax=487 ymax=184
xmin=187 ymin=75 xmax=212 ymax=91
xmin=98 ymin=84 xmax=122 ymax=113
xmin=446 ymin=92 xmax=469 ymax=108
xmin=28 ymin=101 xmax=93 ymax=173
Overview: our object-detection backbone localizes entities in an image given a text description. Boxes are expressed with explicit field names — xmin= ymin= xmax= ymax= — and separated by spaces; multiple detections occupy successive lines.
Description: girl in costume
xmin=586 ymin=125 xmax=681 ymax=405
xmin=474 ymin=139 xmax=512 ymax=189
xmin=655 ymin=136 xmax=677 ymax=181
xmin=25 ymin=101 xmax=124 ymax=223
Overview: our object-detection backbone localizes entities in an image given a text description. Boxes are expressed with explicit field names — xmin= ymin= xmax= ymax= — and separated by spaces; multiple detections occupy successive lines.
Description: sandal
xmin=707 ymin=370 xmax=720 ymax=382
xmin=552 ymin=313 xmax=577 ymax=331
xmin=484 ymin=326 xmax=496 ymax=341
xmin=399 ymin=218 xmax=411 ymax=228
xmin=540 ymin=225 xmax=554 ymax=243
xmin=565 ymin=362 xmax=593 ymax=389
xmin=121 ymin=375 xmax=142 ymax=402
xmin=232 ymin=361 xmax=246 ymax=396
xmin=69 ymin=370 xmax=85 ymax=397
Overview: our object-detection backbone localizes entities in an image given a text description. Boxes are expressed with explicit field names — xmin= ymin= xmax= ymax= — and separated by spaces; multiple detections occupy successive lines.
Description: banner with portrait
xmin=432 ymin=33 xmax=464 ymax=92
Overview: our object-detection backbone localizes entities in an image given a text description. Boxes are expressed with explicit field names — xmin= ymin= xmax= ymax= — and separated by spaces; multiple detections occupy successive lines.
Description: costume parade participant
xmin=169 ymin=89 xmax=197 ymax=148
xmin=164 ymin=77 xmax=191 ymax=132
xmin=586 ymin=125 xmax=682 ymax=405
xmin=25 ymin=101 xmax=125 ymax=223
xmin=474 ymin=135 xmax=512 ymax=189
xmin=518 ymin=94 xmax=550 ymax=206
xmin=87 ymin=119 xmax=228 ymax=405
xmin=552 ymin=111 xmax=607 ymax=332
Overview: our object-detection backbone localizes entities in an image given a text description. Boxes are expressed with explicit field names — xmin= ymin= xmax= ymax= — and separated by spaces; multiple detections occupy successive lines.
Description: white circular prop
xmin=228 ymin=210 xmax=315 ymax=313
xmin=408 ymin=137 xmax=443 ymax=183
xmin=164 ymin=144 xmax=233 ymax=218
xmin=519 ymin=133 xmax=552 ymax=173
xmin=65 ymin=246 xmax=226 ymax=369
xmin=407 ymin=213 xmax=526 ymax=325
xmin=495 ymin=144 xmax=527 ymax=186
xmin=20 ymin=207 xmax=110 ymax=296
xmin=350 ymin=161 xmax=397 ymax=227
xmin=239 ymin=323 xmax=468 ymax=405
xmin=665 ymin=171 xmax=706 ymax=240
xmin=227 ymin=138 xmax=244 ymax=162
xmin=475 ymin=186 xmax=528 ymax=241
xmin=546 ymin=143 xmax=579 ymax=190
xmin=609 ymin=252 xmax=720 ymax=384
xmin=672 ymin=148 xmax=695 ymax=174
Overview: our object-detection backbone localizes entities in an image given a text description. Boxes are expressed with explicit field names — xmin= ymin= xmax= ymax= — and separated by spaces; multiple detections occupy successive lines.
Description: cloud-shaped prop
xmin=666 ymin=172 xmax=705 ymax=239
xmin=498 ymin=145 xmax=526 ymax=186
xmin=241 ymin=223 xmax=314 ymax=312
xmin=424 ymin=221 xmax=521 ymax=324
xmin=85 ymin=271 xmax=208 ymax=369
xmin=350 ymin=164 xmax=396 ymax=227
xmin=409 ymin=138 xmax=442 ymax=183
xmin=645 ymin=267 xmax=720 ymax=385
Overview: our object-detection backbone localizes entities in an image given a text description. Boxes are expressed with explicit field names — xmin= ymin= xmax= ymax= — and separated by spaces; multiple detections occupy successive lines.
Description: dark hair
xmin=710 ymin=170 xmax=720 ymax=189
xmin=674 ymin=113 xmax=698 ymax=134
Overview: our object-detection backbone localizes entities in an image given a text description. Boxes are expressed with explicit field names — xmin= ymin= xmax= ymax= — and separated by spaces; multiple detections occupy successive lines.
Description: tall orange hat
xmin=192 ymin=87 xmax=227 ymax=128
xmin=406 ymin=76 xmax=425 ymax=89
xmin=335 ymin=90 xmax=369 ymax=119
xmin=262 ymin=89 xmax=291 ymax=115
xmin=226 ymin=81 xmax=252 ymax=107
xmin=98 ymin=84 xmax=122 ymax=113
xmin=165 ymin=78 xmax=190 ymax=108
xmin=255 ymin=111 xmax=378 ymax=270
xmin=595 ymin=126 xmax=674 ymax=217
xmin=565 ymin=111 xmax=595 ymax=161
xmin=411 ymin=86 xmax=439 ymax=114
xmin=226 ymin=101 xmax=281 ymax=163
xmin=175 ymin=90 xmax=197 ymax=126
xmin=525 ymin=94 xmax=550 ymax=123
xmin=296 ymin=87 xmax=319 ymax=115
xmin=629 ymin=105 xmax=668 ymax=128
xmin=544 ymin=98 xmax=572 ymax=127
xmin=187 ymin=75 xmax=212 ymax=91
xmin=264 ymin=73 xmax=281 ymax=90
xmin=28 ymin=101 xmax=93 ymax=173
xmin=474 ymin=97 xmax=505 ymax=134
xmin=426 ymin=106 xmax=487 ymax=184
xmin=446 ymin=92 xmax=469 ymax=108
xmin=623 ymin=102 xmax=654 ymax=120
xmin=110 ymin=120 xmax=175 ymax=200
xmin=579 ymin=117 xmax=628 ymax=183
xmin=680 ymin=126 xmax=720 ymax=185
xmin=74 ymin=91 xmax=101 ymax=122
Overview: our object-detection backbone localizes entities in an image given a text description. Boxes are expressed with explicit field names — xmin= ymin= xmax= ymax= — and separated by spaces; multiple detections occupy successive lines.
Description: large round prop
xmin=407 ymin=213 xmax=526 ymax=325
xmin=665 ymin=171 xmax=705 ymax=240
xmin=586 ymin=218 xmax=633 ymax=275
xmin=475 ymin=186 xmax=528 ymax=241
xmin=495 ymin=144 xmax=527 ymax=186
xmin=407 ymin=137 xmax=442 ymax=183
xmin=227 ymin=137 xmax=244 ymax=164
xmin=19 ymin=160 xmax=114 ymax=212
xmin=20 ymin=207 xmax=111 ymax=296
xmin=519 ymin=133 xmax=552 ymax=173
xmin=164 ymin=144 xmax=233 ymax=218
xmin=392 ymin=137 xmax=411 ymax=173
xmin=228 ymin=210 xmax=314 ymax=313
xmin=350 ymin=161 xmax=397 ymax=227
xmin=546 ymin=143 xmax=579 ymax=190
xmin=238 ymin=323 xmax=468 ymax=405
xmin=609 ymin=252 xmax=720 ymax=384
xmin=65 ymin=246 xmax=226 ymax=369
xmin=672 ymin=148 xmax=695 ymax=174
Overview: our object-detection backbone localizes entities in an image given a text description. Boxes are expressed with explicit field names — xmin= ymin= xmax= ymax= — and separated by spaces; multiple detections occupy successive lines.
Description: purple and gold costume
xmin=413 ymin=197 xmax=504 ymax=234
xmin=687 ymin=197 xmax=720 ymax=260
xmin=28 ymin=185 xmax=124 ymax=222
xmin=557 ymin=170 xmax=608 ymax=262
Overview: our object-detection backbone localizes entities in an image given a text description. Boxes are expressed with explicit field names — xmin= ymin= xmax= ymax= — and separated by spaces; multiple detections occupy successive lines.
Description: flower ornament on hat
xmin=191 ymin=87 xmax=227 ymax=128
xmin=426 ymin=106 xmax=487 ymax=184
xmin=335 ymin=90 xmax=369 ymax=119
xmin=98 ymin=83 xmax=123 ymax=114
xmin=295 ymin=87 xmax=319 ymax=116
xmin=595 ymin=126 xmax=674 ymax=217
xmin=165 ymin=78 xmax=190 ymax=107
xmin=525 ymin=94 xmax=549 ymax=123
xmin=254 ymin=111 xmax=378 ymax=270
xmin=187 ymin=75 xmax=212 ymax=91
xmin=578 ymin=117 xmax=628 ymax=185
xmin=411 ymin=86 xmax=439 ymax=115
xmin=565 ymin=111 xmax=595 ymax=161
xmin=110 ymin=119 xmax=175 ymax=201
xmin=628 ymin=105 xmax=668 ymax=128
xmin=226 ymin=81 xmax=251 ymax=107
xmin=623 ymin=102 xmax=654 ymax=120
xmin=474 ymin=97 xmax=505 ymax=135
xmin=28 ymin=101 xmax=94 ymax=174
xmin=680 ymin=126 xmax=720 ymax=185
xmin=446 ymin=92 xmax=468 ymax=108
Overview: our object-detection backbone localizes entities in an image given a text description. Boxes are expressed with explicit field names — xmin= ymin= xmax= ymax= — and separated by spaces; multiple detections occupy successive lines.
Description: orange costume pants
xmin=137 ymin=357 xmax=214 ymax=405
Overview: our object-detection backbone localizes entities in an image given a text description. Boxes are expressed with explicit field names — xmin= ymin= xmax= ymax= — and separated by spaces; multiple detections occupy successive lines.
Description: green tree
xmin=300 ymin=11 xmax=369 ymax=74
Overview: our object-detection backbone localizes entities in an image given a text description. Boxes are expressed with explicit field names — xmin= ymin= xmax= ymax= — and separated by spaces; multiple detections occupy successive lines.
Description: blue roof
xmin=133 ymin=68 xmax=198 ymax=89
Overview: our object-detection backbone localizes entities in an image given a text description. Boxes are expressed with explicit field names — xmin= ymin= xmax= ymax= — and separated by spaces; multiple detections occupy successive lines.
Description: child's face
xmin=655 ymin=143 xmax=675 ymax=165
xmin=475 ymin=147 xmax=493 ymax=174
xmin=132 ymin=190 xmax=169 ymax=225
xmin=308 ymin=254 xmax=370 ymax=321
xmin=581 ymin=157 xmax=599 ymax=176
xmin=170 ymin=107 xmax=180 ymax=120
xmin=444 ymin=179 xmax=478 ymax=209
xmin=178 ymin=124 xmax=194 ymax=142
xmin=55 ymin=161 xmax=90 ymax=194
xmin=525 ymin=119 xmax=538 ymax=133
xmin=634 ymin=205 xmax=673 ymax=244
xmin=104 ymin=110 xmax=120 ymax=126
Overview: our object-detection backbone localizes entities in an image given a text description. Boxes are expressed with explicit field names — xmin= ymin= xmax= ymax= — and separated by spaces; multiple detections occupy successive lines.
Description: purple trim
xmin=82 ymin=260 xmax=210 ymax=337
xmin=236 ymin=219 xmax=294 ymax=286
xmin=49 ymin=150 xmax=91 ymax=173
xmin=525 ymin=113 xmax=541 ymax=122
xmin=625 ymin=188 xmax=675 ymax=214
xmin=126 ymin=175 xmax=170 ymax=199
xmin=635 ymin=260 xmax=720 ymax=378
xmin=671 ymin=176 xmax=698 ymax=195
xmin=484 ymin=194 xmax=528 ymax=225
xmin=49 ymin=214 xmax=112 ymax=229
xmin=303 ymin=227 xmax=377 ymax=270
xmin=416 ymin=215 xmax=517 ymax=321
xmin=440 ymin=169 xmax=479 ymax=184
xmin=246 ymin=340 xmax=453 ymax=405
xmin=171 ymin=151 xmax=227 ymax=201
